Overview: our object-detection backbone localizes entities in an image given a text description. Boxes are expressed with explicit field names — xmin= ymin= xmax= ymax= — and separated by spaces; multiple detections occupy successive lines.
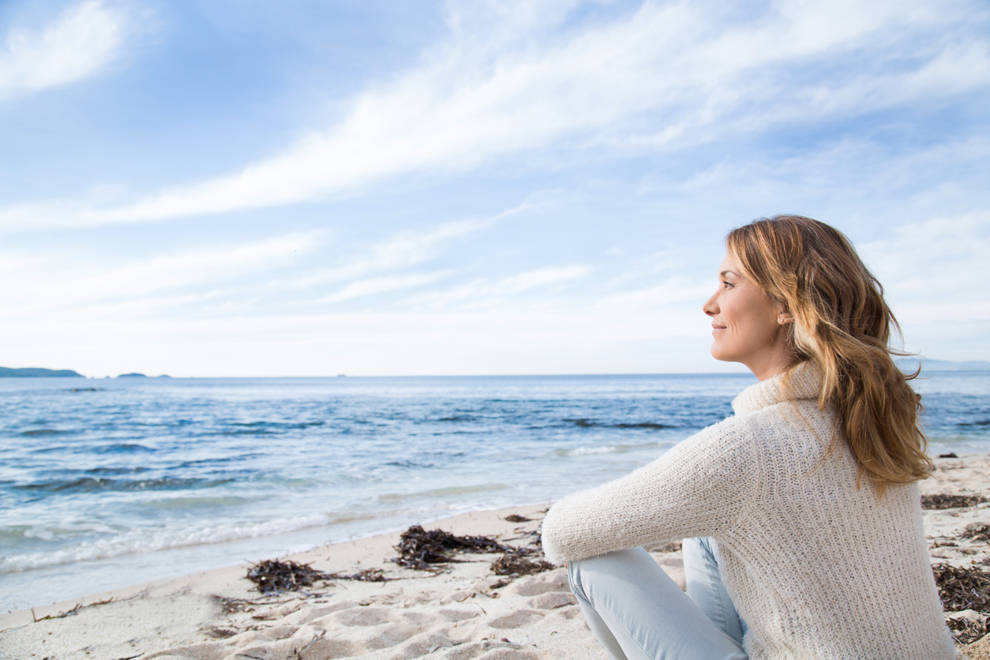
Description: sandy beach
xmin=2 ymin=454 xmax=988 ymax=660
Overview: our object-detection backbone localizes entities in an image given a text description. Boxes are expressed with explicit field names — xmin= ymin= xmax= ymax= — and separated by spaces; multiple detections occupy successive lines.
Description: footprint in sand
xmin=292 ymin=635 xmax=361 ymax=659
xmin=362 ymin=622 xmax=422 ymax=649
xmin=293 ymin=599 xmax=363 ymax=625
xmin=333 ymin=605 xmax=393 ymax=626
xmin=527 ymin=592 xmax=576 ymax=610
xmin=513 ymin=571 xmax=569 ymax=597
xmin=263 ymin=623 xmax=300 ymax=640
xmin=488 ymin=609 xmax=544 ymax=629
xmin=388 ymin=630 xmax=457 ymax=659
xmin=439 ymin=607 xmax=483 ymax=622
xmin=444 ymin=641 xmax=540 ymax=659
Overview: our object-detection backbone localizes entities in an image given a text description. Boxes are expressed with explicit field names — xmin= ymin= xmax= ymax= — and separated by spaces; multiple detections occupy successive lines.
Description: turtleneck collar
xmin=731 ymin=360 xmax=823 ymax=415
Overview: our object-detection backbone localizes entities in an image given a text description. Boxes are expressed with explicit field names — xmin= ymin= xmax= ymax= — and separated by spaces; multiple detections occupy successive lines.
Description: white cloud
xmin=279 ymin=217 xmax=497 ymax=291
xmin=596 ymin=277 xmax=712 ymax=312
xmin=857 ymin=211 xmax=990 ymax=352
xmin=499 ymin=265 xmax=592 ymax=293
xmin=3 ymin=230 xmax=325 ymax=310
xmin=3 ymin=0 xmax=985 ymax=229
xmin=0 ymin=1 xmax=129 ymax=99
xmin=318 ymin=271 xmax=451 ymax=304
xmin=402 ymin=264 xmax=592 ymax=310
xmin=860 ymin=211 xmax=990 ymax=297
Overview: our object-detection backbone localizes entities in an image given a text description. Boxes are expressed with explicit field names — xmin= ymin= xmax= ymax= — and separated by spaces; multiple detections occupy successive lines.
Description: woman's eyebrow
xmin=719 ymin=270 xmax=739 ymax=278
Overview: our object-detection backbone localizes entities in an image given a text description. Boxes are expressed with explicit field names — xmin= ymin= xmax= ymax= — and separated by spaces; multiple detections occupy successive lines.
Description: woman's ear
xmin=776 ymin=305 xmax=794 ymax=326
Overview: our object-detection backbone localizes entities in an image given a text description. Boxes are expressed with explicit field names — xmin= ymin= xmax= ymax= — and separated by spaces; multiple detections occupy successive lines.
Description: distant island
xmin=0 ymin=366 xmax=83 ymax=378
xmin=0 ymin=366 xmax=174 ymax=379
xmin=894 ymin=357 xmax=990 ymax=372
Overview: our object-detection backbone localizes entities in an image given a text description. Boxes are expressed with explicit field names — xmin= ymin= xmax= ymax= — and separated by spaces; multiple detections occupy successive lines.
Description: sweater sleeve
xmin=540 ymin=416 xmax=761 ymax=565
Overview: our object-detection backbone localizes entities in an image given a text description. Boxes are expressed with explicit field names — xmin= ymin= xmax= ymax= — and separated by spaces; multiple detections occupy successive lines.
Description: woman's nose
xmin=703 ymin=292 xmax=717 ymax=317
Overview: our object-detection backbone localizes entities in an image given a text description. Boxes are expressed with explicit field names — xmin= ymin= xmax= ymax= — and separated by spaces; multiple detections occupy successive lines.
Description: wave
xmin=560 ymin=445 xmax=621 ymax=455
xmin=91 ymin=443 xmax=156 ymax=454
xmin=142 ymin=494 xmax=251 ymax=510
xmin=0 ymin=513 xmax=331 ymax=574
xmin=376 ymin=482 xmax=508 ymax=502
xmin=562 ymin=418 xmax=676 ymax=430
xmin=14 ymin=476 xmax=232 ymax=494
xmin=555 ymin=440 xmax=669 ymax=457
xmin=174 ymin=455 xmax=254 ymax=469
xmin=29 ymin=442 xmax=156 ymax=455
xmin=383 ymin=459 xmax=435 ymax=469
xmin=20 ymin=428 xmax=68 ymax=437
xmin=230 ymin=420 xmax=325 ymax=430
xmin=84 ymin=466 xmax=151 ymax=476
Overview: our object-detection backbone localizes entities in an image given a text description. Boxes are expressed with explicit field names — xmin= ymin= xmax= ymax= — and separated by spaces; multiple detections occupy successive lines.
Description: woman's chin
xmin=710 ymin=345 xmax=730 ymax=362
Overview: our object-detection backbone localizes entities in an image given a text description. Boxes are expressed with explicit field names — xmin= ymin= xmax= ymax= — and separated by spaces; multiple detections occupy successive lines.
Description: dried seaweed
xmin=921 ymin=494 xmax=988 ymax=510
xmin=932 ymin=563 xmax=990 ymax=612
xmin=30 ymin=597 xmax=113 ymax=623
xmin=391 ymin=524 xmax=514 ymax=571
xmin=213 ymin=595 xmax=260 ymax=614
xmin=961 ymin=523 xmax=990 ymax=543
xmin=503 ymin=514 xmax=532 ymax=523
xmin=245 ymin=560 xmax=389 ymax=593
xmin=490 ymin=553 xmax=554 ymax=576
xmin=326 ymin=567 xmax=387 ymax=582
xmin=246 ymin=559 xmax=327 ymax=593
xmin=948 ymin=613 xmax=989 ymax=644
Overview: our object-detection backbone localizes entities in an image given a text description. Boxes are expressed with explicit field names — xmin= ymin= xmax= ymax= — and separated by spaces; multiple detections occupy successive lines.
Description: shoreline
xmin=0 ymin=499 xmax=555 ymax=622
xmin=2 ymin=455 xmax=989 ymax=659
xmin=0 ymin=496 xmax=552 ymax=615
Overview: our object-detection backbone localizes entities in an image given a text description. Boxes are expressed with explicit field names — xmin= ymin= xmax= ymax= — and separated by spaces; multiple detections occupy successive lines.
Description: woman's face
xmin=703 ymin=250 xmax=791 ymax=380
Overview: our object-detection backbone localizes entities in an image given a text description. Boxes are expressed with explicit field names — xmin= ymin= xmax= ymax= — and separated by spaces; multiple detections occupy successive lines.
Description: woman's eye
xmin=722 ymin=280 xmax=733 ymax=289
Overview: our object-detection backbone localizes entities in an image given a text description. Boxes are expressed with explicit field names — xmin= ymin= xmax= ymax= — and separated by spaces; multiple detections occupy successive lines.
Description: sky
xmin=1 ymin=0 xmax=988 ymax=377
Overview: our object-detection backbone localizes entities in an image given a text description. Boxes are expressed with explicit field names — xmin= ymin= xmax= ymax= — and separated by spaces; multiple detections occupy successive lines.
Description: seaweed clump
xmin=948 ymin=613 xmax=989 ymax=645
xmin=960 ymin=523 xmax=990 ymax=543
xmin=392 ymin=525 xmax=514 ymax=571
xmin=247 ymin=559 xmax=326 ymax=594
xmin=921 ymin=494 xmax=988 ymax=510
xmin=490 ymin=553 xmax=554 ymax=576
xmin=932 ymin=563 xmax=990 ymax=612
xmin=503 ymin=514 xmax=532 ymax=523
xmin=245 ymin=559 xmax=387 ymax=594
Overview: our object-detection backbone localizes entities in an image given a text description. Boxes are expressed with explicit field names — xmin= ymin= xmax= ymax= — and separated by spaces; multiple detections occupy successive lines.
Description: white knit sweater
xmin=541 ymin=363 xmax=955 ymax=659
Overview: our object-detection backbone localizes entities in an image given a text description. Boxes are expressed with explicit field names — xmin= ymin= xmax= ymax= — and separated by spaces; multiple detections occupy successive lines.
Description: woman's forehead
xmin=718 ymin=251 xmax=743 ymax=275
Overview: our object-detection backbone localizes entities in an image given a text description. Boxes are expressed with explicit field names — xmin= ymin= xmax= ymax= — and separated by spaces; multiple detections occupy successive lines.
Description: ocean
xmin=2 ymin=371 xmax=988 ymax=612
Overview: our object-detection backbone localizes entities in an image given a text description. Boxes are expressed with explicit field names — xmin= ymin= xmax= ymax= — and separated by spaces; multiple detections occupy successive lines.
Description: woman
xmin=541 ymin=216 xmax=954 ymax=659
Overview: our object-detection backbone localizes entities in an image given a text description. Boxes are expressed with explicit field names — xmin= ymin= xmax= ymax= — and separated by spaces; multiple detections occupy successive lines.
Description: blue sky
xmin=1 ymin=0 xmax=988 ymax=377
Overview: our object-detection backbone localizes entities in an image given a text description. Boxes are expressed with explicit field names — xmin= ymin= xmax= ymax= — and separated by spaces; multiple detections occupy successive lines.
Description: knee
xmin=567 ymin=547 xmax=653 ymax=599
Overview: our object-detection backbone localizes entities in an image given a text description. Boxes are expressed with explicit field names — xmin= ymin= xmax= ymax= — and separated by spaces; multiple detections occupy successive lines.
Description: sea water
xmin=1 ymin=371 xmax=988 ymax=612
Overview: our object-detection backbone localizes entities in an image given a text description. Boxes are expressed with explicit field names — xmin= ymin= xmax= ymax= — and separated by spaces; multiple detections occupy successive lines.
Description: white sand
xmin=1 ymin=454 xmax=988 ymax=659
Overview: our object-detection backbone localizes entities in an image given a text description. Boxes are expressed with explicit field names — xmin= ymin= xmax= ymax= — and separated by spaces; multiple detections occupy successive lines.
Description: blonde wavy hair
xmin=727 ymin=215 xmax=932 ymax=496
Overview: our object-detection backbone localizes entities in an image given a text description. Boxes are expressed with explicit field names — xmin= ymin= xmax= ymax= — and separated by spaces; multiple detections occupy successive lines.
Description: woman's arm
xmin=540 ymin=416 xmax=762 ymax=565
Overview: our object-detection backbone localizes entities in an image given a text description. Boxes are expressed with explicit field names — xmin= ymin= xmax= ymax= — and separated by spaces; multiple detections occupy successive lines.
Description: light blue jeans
xmin=567 ymin=538 xmax=748 ymax=659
